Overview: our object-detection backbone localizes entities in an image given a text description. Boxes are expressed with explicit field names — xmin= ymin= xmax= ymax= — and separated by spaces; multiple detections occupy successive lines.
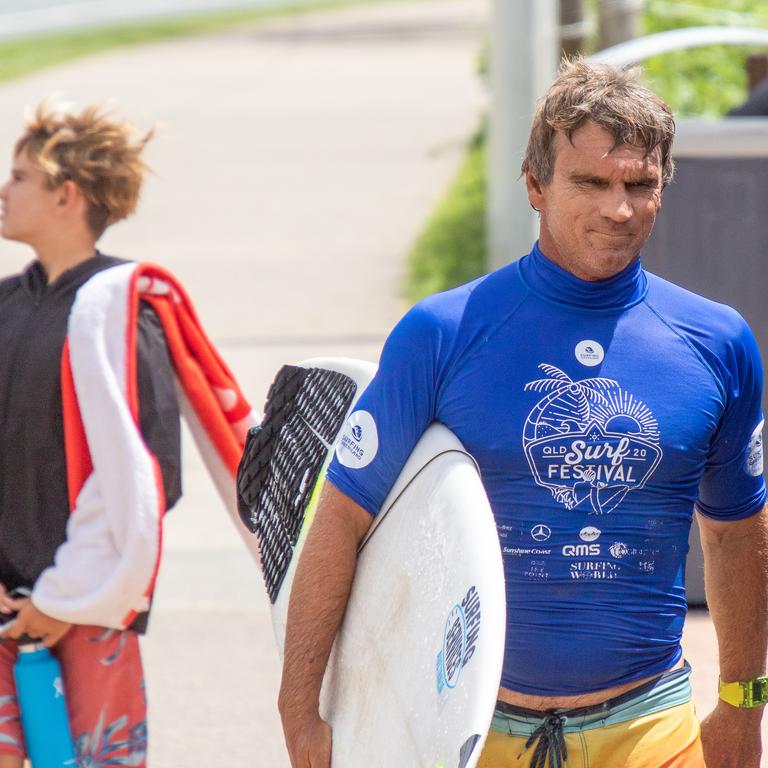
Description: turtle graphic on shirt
xmin=523 ymin=364 xmax=662 ymax=514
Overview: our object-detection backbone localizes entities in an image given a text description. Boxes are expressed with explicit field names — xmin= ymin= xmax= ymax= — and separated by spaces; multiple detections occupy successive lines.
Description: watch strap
xmin=718 ymin=676 xmax=768 ymax=708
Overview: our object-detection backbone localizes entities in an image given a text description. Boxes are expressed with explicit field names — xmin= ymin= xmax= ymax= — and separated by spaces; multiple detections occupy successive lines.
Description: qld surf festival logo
xmin=523 ymin=364 xmax=662 ymax=514
xmin=436 ymin=586 xmax=481 ymax=694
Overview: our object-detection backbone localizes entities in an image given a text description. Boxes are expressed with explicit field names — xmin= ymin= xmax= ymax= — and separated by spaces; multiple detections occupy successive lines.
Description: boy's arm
xmin=136 ymin=302 xmax=181 ymax=509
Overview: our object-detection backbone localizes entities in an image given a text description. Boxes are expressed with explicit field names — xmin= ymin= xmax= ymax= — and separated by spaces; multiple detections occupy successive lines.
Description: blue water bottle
xmin=14 ymin=641 xmax=76 ymax=767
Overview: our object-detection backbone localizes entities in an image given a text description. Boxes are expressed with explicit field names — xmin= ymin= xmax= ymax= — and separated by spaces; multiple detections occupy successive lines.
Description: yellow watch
xmin=718 ymin=676 xmax=768 ymax=708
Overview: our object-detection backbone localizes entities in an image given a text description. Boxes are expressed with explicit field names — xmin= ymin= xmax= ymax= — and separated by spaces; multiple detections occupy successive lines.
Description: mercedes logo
xmin=531 ymin=524 xmax=551 ymax=542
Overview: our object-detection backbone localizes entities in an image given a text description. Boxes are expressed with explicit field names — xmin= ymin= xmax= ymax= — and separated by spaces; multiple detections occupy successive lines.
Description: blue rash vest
xmin=326 ymin=242 xmax=766 ymax=696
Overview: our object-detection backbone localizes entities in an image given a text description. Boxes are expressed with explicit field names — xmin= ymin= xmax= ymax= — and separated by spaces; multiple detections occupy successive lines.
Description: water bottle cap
xmin=17 ymin=641 xmax=47 ymax=653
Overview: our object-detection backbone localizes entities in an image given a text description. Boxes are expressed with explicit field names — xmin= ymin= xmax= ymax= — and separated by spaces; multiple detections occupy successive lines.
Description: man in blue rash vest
xmin=278 ymin=59 xmax=767 ymax=768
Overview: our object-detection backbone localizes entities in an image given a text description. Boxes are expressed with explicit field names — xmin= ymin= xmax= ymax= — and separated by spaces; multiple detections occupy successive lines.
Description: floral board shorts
xmin=477 ymin=663 xmax=705 ymax=768
xmin=0 ymin=625 xmax=147 ymax=767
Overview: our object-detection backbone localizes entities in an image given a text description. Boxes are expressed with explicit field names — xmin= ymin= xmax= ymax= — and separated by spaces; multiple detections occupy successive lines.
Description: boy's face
xmin=0 ymin=150 xmax=61 ymax=245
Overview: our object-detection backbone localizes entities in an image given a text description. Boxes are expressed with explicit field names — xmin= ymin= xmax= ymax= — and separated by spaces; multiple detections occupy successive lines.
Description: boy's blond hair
xmin=15 ymin=102 xmax=153 ymax=237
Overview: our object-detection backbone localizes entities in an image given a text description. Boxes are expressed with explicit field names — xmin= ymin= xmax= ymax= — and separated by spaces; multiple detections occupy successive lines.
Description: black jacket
xmin=0 ymin=254 xmax=181 ymax=630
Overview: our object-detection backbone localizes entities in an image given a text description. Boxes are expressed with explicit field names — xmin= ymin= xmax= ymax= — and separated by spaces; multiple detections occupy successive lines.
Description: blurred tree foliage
xmin=405 ymin=0 xmax=768 ymax=301
xmin=643 ymin=0 xmax=768 ymax=116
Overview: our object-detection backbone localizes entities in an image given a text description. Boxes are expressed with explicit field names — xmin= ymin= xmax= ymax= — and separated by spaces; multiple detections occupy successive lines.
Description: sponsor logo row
xmin=504 ymin=522 xmax=633 ymax=561
xmin=505 ymin=542 xmax=629 ymax=558
xmin=526 ymin=524 xmax=602 ymax=544
xmin=559 ymin=542 xmax=628 ymax=558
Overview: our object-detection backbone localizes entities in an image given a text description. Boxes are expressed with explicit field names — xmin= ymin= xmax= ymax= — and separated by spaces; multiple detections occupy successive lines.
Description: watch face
xmin=749 ymin=678 xmax=768 ymax=706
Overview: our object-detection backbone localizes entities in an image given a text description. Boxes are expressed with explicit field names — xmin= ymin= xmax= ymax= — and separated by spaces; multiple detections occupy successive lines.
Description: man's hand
xmin=701 ymin=700 xmax=764 ymax=768
xmin=1 ymin=593 xmax=71 ymax=647
xmin=282 ymin=711 xmax=332 ymax=768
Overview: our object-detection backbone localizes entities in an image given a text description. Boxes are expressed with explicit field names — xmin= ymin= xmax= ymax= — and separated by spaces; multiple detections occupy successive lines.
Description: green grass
xmin=406 ymin=127 xmax=487 ymax=304
xmin=405 ymin=0 xmax=768 ymax=301
xmin=0 ymin=0 xmax=401 ymax=83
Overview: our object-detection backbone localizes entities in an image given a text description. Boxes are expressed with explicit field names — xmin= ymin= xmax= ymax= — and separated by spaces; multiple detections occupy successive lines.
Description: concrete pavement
xmin=0 ymin=0 xmax=762 ymax=764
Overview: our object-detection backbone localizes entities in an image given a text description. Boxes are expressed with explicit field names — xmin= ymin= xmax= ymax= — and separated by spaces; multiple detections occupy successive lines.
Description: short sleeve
xmin=326 ymin=302 xmax=450 ymax=516
xmin=697 ymin=317 xmax=766 ymax=520
xmin=137 ymin=302 xmax=182 ymax=511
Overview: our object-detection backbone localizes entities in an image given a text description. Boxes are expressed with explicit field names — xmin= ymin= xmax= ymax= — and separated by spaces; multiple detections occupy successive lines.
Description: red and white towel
xmin=33 ymin=263 xmax=260 ymax=629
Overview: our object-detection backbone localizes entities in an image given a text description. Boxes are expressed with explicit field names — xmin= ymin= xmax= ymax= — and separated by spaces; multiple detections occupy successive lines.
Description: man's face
xmin=0 ymin=150 xmax=60 ymax=245
xmin=527 ymin=121 xmax=664 ymax=282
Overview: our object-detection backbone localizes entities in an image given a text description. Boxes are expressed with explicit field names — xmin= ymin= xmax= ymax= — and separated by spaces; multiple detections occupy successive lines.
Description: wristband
xmin=718 ymin=676 xmax=768 ymax=708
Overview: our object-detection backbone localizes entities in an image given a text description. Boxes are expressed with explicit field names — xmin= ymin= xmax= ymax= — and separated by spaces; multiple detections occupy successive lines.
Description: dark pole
xmin=747 ymin=52 xmax=768 ymax=92
xmin=598 ymin=0 xmax=641 ymax=50
xmin=560 ymin=0 xmax=587 ymax=59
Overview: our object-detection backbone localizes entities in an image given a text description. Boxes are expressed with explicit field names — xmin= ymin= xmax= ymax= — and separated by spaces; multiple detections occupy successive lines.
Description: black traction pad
xmin=237 ymin=365 xmax=357 ymax=603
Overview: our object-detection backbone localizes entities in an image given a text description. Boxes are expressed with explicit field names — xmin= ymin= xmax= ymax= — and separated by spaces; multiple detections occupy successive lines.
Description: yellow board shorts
xmin=477 ymin=663 xmax=704 ymax=768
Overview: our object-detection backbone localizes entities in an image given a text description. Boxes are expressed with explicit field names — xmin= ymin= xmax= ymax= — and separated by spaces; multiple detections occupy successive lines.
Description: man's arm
xmin=698 ymin=506 xmax=768 ymax=768
xmin=278 ymin=483 xmax=373 ymax=768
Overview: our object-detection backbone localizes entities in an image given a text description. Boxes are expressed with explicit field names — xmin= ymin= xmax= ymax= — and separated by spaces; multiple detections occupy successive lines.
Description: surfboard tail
xmin=236 ymin=364 xmax=358 ymax=602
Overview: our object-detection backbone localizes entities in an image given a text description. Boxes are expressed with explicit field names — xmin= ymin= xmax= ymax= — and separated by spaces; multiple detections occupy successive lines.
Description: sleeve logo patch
xmin=746 ymin=420 xmax=764 ymax=477
xmin=335 ymin=410 xmax=378 ymax=469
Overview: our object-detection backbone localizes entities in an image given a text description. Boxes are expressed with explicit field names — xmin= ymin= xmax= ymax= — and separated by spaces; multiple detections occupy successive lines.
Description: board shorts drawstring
xmin=524 ymin=711 xmax=568 ymax=768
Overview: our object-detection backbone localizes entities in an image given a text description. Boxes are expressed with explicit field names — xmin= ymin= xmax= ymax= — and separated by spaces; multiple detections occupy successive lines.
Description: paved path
xmin=0 ymin=1 xmax=763 ymax=764
xmin=0 ymin=0 xmax=333 ymax=42
xmin=0 ymin=1 xmax=487 ymax=764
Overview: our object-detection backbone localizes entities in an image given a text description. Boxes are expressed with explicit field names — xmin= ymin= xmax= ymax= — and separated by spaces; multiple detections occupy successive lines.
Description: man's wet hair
xmin=522 ymin=57 xmax=676 ymax=187
xmin=15 ymin=101 xmax=153 ymax=238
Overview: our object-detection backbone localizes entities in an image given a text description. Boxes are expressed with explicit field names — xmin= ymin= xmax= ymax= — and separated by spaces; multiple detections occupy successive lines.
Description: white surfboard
xmin=237 ymin=358 xmax=505 ymax=768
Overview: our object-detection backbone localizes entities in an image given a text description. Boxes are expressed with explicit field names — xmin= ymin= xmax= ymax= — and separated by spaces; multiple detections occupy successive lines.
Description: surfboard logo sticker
xmin=335 ymin=410 xmax=378 ymax=468
xmin=523 ymin=364 xmax=662 ymax=515
xmin=436 ymin=586 xmax=481 ymax=694
xmin=437 ymin=605 xmax=466 ymax=692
